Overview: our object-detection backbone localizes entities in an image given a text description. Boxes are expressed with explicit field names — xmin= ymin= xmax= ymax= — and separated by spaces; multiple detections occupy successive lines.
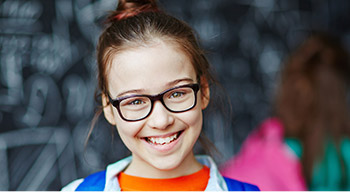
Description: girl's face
xmin=102 ymin=40 xmax=210 ymax=178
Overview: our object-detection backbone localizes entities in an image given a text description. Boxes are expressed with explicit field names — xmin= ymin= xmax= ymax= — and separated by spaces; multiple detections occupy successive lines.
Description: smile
xmin=144 ymin=131 xmax=183 ymax=145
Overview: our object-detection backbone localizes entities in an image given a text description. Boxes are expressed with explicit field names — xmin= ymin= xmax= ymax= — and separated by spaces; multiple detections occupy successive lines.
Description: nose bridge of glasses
xmin=149 ymin=93 xmax=168 ymax=111
xmin=147 ymin=96 xmax=173 ymax=125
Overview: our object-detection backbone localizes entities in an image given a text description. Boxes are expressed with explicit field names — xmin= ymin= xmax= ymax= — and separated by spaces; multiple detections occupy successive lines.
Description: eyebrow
xmin=115 ymin=78 xmax=195 ymax=98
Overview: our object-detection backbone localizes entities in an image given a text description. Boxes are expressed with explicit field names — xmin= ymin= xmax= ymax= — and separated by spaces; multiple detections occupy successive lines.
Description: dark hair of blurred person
xmin=276 ymin=32 xmax=350 ymax=189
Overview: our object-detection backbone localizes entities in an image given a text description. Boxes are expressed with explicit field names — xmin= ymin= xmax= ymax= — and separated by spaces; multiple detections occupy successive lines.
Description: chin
xmin=153 ymin=160 xmax=180 ymax=171
xmin=150 ymin=156 xmax=182 ymax=171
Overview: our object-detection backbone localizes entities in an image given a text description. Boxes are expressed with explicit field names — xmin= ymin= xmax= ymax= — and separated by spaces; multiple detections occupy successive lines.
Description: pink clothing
xmin=220 ymin=118 xmax=307 ymax=191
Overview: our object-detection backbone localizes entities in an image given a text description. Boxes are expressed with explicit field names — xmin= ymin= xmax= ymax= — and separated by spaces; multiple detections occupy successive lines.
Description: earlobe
xmin=200 ymin=77 xmax=210 ymax=110
xmin=102 ymin=93 xmax=117 ymax=125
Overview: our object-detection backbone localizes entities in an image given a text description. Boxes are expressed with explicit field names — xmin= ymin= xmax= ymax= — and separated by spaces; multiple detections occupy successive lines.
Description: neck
xmin=124 ymin=152 xmax=203 ymax=179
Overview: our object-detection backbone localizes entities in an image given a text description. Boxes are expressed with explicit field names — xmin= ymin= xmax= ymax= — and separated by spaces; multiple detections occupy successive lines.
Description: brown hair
xmin=275 ymin=32 xmax=350 ymax=183
xmin=97 ymin=0 xmax=214 ymax=99
xmin=88 ymin=0 xmax=219 ymax=156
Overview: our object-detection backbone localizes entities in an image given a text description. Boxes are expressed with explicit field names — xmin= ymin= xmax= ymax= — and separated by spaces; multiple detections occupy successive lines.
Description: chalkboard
xmin=0 ymin=0 xmax=349 ymax=190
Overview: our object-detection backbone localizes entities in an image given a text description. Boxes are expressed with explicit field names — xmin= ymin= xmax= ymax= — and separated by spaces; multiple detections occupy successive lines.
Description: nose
xmin=146 ymin=101 xmax=174 ymax=130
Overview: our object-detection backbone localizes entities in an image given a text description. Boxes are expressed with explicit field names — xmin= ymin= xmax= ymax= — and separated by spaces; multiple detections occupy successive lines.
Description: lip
xmin=141 ymin=130 xmax=184 ymax=153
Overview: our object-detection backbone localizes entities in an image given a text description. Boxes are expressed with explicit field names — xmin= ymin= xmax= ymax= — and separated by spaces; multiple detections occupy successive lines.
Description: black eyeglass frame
xmin=108 ymin=83 xmax=200 ymax=122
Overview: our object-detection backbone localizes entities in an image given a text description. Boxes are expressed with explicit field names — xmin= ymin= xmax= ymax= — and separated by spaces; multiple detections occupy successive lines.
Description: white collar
xmin=104 ymin=155 xmax=228 ymax=191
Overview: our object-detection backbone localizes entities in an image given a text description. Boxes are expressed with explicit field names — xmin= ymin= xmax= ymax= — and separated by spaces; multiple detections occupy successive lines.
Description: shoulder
xmin=223 ymin=177 xmax=260 ymax=191
xmin=77 ymin=170 xmax=107 ymax=191
xmin=341 ymin=137 xmax=350 ymax=150
xmin=61 ymin=171 xmax=106 ymax=191
xmin=61 ymin=178 xmax=84 ymax=191
xmin=60 ymin=156 xmax=132 ymax=191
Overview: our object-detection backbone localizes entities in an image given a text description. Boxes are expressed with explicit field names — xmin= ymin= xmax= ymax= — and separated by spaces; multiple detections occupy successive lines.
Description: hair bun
xmin=108 ymin=0 xmax=158 ymax=21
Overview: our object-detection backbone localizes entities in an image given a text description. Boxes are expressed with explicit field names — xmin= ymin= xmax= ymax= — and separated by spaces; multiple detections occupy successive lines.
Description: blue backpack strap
xmin=223 ymin=177 xmax=260 ymax=191
xmin=76 ymin=170 xmax=106 ymax=191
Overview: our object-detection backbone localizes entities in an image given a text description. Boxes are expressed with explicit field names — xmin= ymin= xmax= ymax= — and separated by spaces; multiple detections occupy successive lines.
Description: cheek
xmin=178 ymin=107 xmax=203 ymax=130
xmin=113 ymin=108 xmax=143 ymax=139
xmin=115 ymin=120 xmax=145 ymax=153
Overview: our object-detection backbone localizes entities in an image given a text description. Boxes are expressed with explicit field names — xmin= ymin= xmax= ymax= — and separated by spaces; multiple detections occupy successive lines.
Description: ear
xmin=200 ymin=76 xmax=210 ymax=110
xmin=102 ymin=93 xmax=116 ymax=125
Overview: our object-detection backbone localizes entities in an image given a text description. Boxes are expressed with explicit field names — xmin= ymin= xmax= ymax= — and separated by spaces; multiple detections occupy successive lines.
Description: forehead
xmin=107 ymin=40 xmax=197 ymax=95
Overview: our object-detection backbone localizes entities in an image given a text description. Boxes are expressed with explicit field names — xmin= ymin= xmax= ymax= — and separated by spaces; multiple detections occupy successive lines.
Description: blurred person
xmin=220 ymin=32 xmax=350 ymax=190
xmin=61 ymin=0 xmax=259 ymax=191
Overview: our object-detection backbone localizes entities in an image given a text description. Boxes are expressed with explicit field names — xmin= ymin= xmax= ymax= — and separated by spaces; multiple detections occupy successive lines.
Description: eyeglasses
xmin=108 ymin=84 xmax=200 ymax=121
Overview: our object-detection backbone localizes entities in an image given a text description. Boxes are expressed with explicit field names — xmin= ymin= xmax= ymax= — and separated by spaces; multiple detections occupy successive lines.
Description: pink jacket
xmin=220 ymin=118 xmax=307 ymax=191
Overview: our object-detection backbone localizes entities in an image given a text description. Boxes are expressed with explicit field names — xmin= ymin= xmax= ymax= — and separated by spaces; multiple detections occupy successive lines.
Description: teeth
xmin=147 ymin=133 xmax=178 ymax=145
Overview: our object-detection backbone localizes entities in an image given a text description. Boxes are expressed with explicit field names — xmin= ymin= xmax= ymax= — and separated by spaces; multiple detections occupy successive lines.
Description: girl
xmin=221 ymin=32 xmax=350 ymax=190
xmin=62 ymin=0 xmax=259 ymax=191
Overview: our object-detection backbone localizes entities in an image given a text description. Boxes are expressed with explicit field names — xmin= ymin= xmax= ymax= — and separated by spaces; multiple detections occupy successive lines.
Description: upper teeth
xmin=148 ymin=133 xmax=178 ymax=145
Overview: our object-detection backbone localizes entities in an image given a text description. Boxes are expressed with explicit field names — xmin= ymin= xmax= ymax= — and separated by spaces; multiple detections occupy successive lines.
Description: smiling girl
xmin=62 ymin=0 xmax=259 ymax=191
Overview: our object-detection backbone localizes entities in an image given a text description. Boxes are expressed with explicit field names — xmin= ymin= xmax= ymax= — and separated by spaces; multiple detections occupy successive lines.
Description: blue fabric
xmin=224 ymin=177 xmax=260 ymax=191
xmin=75 ymin=171 xmax=259 ymax=191
xmin=76 ymin=170 xmax=106 ymax=191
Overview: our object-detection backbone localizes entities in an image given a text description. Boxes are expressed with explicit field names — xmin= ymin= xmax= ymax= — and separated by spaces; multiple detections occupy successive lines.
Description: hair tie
xmin=113 ymin=1 xmax=159 ymax=21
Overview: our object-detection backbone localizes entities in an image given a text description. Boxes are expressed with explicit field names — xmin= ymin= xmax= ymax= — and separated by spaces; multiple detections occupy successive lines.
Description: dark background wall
xmin=0 ymin=0 xmax=349 ymax=190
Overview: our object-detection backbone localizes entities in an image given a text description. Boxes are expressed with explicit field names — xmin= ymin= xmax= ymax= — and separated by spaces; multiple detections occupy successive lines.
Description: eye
xmin=170 ymin=91 xmax=185 ymax=98
xmin=128 ymin=99 xmax=145 ymax=105
xmin=120 ymin=97 xmax=149 ymax=107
